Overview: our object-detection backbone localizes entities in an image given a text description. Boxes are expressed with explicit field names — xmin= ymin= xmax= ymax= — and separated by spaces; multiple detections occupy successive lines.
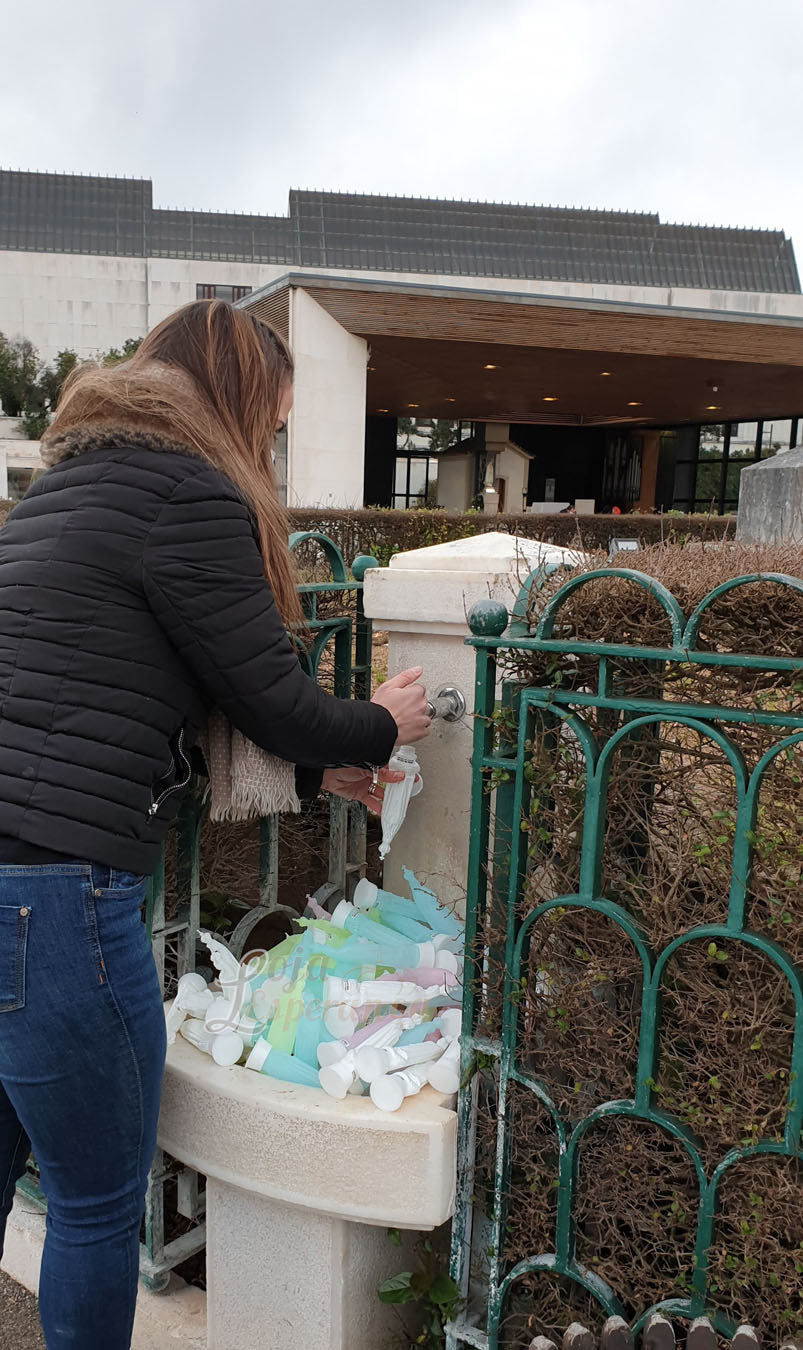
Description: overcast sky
xmin=4 ymin=0 xmax=803 ymax=258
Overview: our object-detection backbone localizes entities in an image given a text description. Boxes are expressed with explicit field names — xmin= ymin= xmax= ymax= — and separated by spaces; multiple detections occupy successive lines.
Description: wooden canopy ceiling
xmin=246 ymin=276 xmax=803 ymax=427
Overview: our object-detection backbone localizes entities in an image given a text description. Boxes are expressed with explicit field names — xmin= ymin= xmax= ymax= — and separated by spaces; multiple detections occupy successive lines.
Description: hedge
xmin=287 ymin=507 xmax=736 ymax=568
xmin=0 ymin=500 xmax=737 ymax=570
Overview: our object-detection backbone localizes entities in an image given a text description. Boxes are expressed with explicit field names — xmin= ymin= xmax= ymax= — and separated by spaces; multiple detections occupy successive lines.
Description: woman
xmin=0 ymin=300 xmax=430 ymax=1347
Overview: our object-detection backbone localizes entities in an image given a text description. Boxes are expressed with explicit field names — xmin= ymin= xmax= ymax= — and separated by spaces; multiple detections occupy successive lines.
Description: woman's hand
xmin=371 ymin=666 xmax=431 ymax=746
xmin=322 ymin=765 xmax=406 ymax=812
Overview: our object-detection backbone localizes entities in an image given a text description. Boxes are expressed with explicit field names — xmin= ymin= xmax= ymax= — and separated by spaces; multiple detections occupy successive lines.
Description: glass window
xmin=195 ymin=283 xmax=252 ymax=302
xmin=729 ymin=423 xmax=758 ymax=460
xmin=272 ymin=426 xmax=288 ymax=507
xmin=761 ymin=419 xmax=792 ymax=455
xmin=7 ymin=468 xmax=33 ymax=501
xmin=392 ymin=455 xmax=433 ymax=509
xmin=408 ymin=459 xmax=428 ymax=496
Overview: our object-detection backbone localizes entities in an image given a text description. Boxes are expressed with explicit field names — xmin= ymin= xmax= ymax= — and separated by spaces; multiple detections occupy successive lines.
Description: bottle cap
xmin=317 ymin=1040 xmax=347 ymax=1068
xmin=390 ymin=745 xmax=419 ymax=770
xmin=352 ymin=878 xmax=378 ymax=911
xmin=370 ymin=1073 xmax=406 ymax=1112
xmin=211 ymin=1032 xmax=244 ymax=1067
xmin=439 ymin=1008 xmax=463 ymax=1040
xmin=353 ymin=1046 xmax=388 ymax=1083
xmin=247 ymin=1038 xmax=274 ymax=1072
xmin=331 ymin=899 xmax=354 ymax=929
xmin=318 ymin=1058 xmax=357 ymax=1099
xmin=427 ymin=1057 xmax=459 ymax=1095
xmin=427 ymin=1041 xmax=460 ymax=1094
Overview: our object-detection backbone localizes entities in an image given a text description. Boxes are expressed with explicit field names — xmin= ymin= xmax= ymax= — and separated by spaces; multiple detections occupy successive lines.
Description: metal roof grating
xmin=0 ymin=169 xmax=798 ymax=293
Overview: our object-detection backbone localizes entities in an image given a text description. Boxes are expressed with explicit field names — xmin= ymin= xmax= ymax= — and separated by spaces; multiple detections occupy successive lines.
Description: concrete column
xmin=637 ymin=430 xmax=660 ymax=512
xmin=736 ymin=447 xmax=803 ymax=542
xmin=363 ymin=531 xmax=585 ymax=913
xmin=205 ymin=1182 xmax=404 ymax=1350
xmin=287 ymin=288 xmax=367 ymax=508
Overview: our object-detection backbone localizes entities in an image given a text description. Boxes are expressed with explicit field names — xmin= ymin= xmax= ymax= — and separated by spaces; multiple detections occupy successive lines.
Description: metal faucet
xmin=425 ymin=687 xmax=467 ymax=723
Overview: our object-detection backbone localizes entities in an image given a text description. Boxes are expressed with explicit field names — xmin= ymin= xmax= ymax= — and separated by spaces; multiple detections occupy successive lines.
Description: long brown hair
xmin=43 ymin=299 xmax=302 ymax=626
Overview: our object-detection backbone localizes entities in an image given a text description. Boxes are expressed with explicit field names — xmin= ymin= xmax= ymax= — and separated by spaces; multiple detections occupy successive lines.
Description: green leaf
xmin=378 ymin=1272 xmax=417 ymax=1304
xmin=410 ymin=1270 xmax=432 ymax=1295
xmin=386 ymin=1227 xmax=402 ymax=1247
xmin=429 ymin=1273 xmax=461 ymax=1305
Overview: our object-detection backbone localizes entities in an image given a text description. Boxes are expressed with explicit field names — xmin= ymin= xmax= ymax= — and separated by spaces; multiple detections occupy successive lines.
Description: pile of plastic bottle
xmin=166 ymin=867 xmax=463 ymax=1112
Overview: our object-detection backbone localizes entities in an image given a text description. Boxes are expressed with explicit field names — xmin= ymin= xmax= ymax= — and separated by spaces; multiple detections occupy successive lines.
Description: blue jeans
xmin=0 ymin=863 xmax=166 ymax=1348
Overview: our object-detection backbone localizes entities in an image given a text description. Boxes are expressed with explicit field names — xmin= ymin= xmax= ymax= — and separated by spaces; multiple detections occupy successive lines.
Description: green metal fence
xmin=448 ymin=568 xmax=803 ymax=1349
xmin=17 ymin=533 xmax=377 ymax=1291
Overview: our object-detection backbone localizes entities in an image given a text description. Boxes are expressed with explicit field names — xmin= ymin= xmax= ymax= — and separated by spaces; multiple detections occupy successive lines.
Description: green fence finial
xmin=468 ymin=599 xmax=508 ymax=638
xmin=351 ymin=554 xmax=380 ymax=581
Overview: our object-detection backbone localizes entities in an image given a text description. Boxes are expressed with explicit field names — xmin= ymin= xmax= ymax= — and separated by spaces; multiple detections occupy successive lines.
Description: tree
xmin=0 ymin=335 xmax=41 ymax=417
xmin=0 ymin=333 xmax=141 ymax=440
xmin=101 ymin=337 xmax=143 ymax=367
xmin=37 ymin=349 xmax=79 ymax=409
xmin=428 ymin=419 xmax=457 ymax=454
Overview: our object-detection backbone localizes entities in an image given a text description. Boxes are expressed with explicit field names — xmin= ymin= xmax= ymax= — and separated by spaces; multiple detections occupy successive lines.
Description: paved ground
xmin=0 ymin=1271 xmax=44 ymax=1349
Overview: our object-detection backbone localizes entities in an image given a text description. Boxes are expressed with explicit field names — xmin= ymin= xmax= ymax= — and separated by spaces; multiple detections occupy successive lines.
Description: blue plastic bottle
xmin=246 ymin=1037 xmax=320 ymax=1087
xmin=397 ymin=1017 xmax=443 ymax=1047
xmin=343 ymin=912 xmax=419 ymax=966
xmin=404 ymin=867 xmax=463 ymax=936
xmin=293 ymin=980 xmax=336 ymax=1068
xmin=371 ymin=901 xmax=433 ymax=944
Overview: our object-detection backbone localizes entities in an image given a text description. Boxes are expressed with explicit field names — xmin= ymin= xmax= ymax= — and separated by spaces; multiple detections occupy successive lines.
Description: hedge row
xmin=287 ymin=507 xmax=736 ymax=568
xmin=0 ymin=500 xmax=736 ymax=570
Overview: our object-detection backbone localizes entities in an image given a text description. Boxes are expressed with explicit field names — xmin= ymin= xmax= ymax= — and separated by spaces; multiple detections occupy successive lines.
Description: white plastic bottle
xmin=370 ymin=1061 xmax=433 ymax=1112
xmin=165 ymin=972 xmax=213 ymax=1046
xmin=379 ymin=746 xmax=423 ymax=859
xmin=179 ymin=1018 xmax=244 ymax=1067
xmin=354 ymin=1037 xmax=446 ymax=1084
xmin=427 ymin=1037 xmax=461 ymax=1094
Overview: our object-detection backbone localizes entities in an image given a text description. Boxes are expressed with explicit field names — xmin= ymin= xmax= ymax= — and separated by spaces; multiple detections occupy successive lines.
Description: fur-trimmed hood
xmin=41 ymin=424 xmax=201 ymax=468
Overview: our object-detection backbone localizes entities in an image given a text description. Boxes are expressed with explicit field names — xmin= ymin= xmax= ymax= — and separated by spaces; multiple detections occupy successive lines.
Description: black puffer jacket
xmin=0 ymin=430 xmax=397 ymax=872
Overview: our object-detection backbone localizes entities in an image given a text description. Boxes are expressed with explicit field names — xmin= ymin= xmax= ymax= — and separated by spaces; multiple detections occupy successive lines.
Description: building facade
xmin=2 ymin=169 xmax=803 ymax=513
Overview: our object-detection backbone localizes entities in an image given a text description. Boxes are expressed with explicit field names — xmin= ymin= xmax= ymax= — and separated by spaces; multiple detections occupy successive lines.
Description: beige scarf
xmin=199 ymin=710 xmax=300 ymax=822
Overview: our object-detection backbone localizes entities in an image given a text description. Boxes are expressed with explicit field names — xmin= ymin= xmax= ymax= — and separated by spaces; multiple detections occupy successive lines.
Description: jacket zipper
xmin=148 ymin=728 xmax=192 ymax=817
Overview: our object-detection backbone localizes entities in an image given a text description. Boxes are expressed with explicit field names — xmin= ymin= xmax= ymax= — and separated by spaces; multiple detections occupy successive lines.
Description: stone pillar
xmin=637 ymin=430 xmax=660 ymax=513
xmin=736 ymin=447 xmax=803 ymax=542
xmin=205 ymin=1183 xmax=404 ymax=1350
xmin=363 ymin=531 xmax=584 ymax=914
xmin=287 ymin=288 xmax=367 ymax=508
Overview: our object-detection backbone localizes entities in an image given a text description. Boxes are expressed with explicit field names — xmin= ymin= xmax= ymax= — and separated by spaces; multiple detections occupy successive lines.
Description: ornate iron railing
xmin=448 ymin=569 xmax=803 ymax=1349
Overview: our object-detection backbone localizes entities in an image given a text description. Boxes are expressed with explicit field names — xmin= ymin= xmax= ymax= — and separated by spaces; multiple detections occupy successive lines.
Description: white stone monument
xmin=736 ymin=447 xmax=803 ymax=543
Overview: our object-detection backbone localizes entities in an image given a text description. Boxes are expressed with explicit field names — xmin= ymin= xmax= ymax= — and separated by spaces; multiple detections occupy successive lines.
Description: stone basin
xmin=157 ymin=1031 xmax=458 ymax=1350
xmin=158 ymin=1033 xmax=457 ymax=1229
